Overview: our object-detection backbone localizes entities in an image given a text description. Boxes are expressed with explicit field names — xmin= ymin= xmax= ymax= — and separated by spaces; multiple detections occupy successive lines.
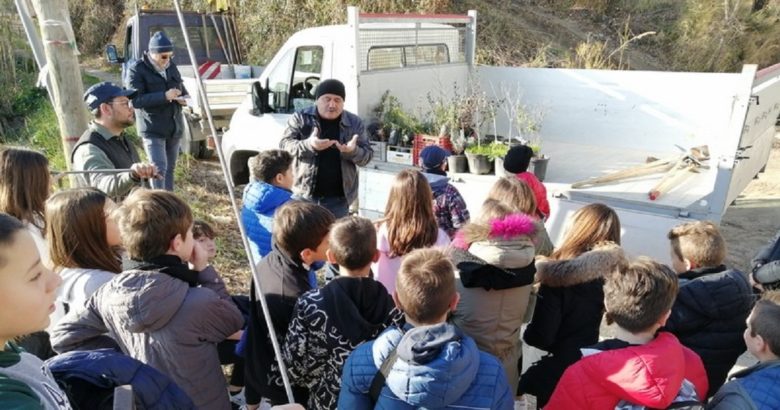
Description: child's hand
xmin=189 ymin=240 xmax=209 ymax=272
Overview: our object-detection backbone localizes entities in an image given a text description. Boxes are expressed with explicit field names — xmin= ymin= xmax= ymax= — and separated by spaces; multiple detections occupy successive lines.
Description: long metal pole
xmin=170 ymin=0 xmax=296 ymax=404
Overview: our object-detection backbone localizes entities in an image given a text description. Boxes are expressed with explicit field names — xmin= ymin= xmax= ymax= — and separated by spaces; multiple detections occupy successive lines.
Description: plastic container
xmin=220 ymin=64 xmax=235 ymax=79
xmin=234 ymin=65 xmax=252 ymax=79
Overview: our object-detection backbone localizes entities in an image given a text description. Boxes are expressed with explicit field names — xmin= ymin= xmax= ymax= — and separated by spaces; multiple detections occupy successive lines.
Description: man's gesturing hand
xmin=307 ymin=127 xmax=337 ymax=151
xmin=337 ymin=134 xmax=359 ymax=153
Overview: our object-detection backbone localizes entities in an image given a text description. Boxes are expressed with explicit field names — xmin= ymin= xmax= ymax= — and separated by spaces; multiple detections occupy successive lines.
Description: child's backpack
xmin=614 ymin=379 xmax=704 ymax=410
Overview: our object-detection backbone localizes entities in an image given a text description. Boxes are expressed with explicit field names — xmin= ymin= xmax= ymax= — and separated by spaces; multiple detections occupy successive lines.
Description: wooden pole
xmin=30 ymin=0 xmax=89 ymax=168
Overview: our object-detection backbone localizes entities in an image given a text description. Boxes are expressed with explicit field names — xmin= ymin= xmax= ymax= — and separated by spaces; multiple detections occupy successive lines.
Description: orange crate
xmin=413 ymin=135 xmax=453 ymax=166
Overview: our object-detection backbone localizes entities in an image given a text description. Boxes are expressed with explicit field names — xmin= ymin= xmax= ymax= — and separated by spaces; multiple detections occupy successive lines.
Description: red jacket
xmin=546 ymin=332 xmax=708 ymax=410
xmin=515 ymin=172 xmax=550 ymax=219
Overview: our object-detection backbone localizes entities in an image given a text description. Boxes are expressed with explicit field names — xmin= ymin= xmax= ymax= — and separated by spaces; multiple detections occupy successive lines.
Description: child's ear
xmin=685 ymin=258 xmax=697 ymax=271
xmin=273 ymin=172 xmax=285 ymax=186
xmin=169 ymin=233 xmax=184 ymax=254
xmin=325 ymin=249 xmax=338 ymax=264
xmin=392 ymin=291 xmax=403 ymax=311
xmin=658 ymin=309 xmax=672 ymax=327
xmin=449 ymin=292 xmax=461 ymax=312
xmin=300 ymin=249 xmax=312 ymax=265
xmin=371 ymin=249 xmax=380 ymax=263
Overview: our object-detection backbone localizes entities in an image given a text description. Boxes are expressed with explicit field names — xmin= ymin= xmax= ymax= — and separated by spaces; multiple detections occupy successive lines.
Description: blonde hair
xmin=396 ymin=248 xmax=456 ymax=324
xmin=380 ymin=169 xmax=438 ymax=258
xmin=486 ymin=177 xmax=537 ymax=216
xmin=552 ymin=203 xmax=621 ymax=260
xmin=667 ymin=221 xmax=726 ymax=267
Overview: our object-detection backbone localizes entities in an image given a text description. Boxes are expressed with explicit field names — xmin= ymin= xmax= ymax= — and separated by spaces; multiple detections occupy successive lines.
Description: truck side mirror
xmin=105 ymin=44 xmax=123 ymax=64
xmin=251 ymin=80 xmax=272 ymax=116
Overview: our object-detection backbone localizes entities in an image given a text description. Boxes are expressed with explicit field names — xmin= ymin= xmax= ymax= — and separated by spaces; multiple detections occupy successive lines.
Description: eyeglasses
xmin=159 ymin=54 xmax=174 ymax=60
xmin=108 ymin=100 xmax=132 ymax=108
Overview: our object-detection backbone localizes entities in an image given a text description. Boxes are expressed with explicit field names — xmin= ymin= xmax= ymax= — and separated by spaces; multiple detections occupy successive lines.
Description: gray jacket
xmin=279 ymin=106 xmax=373 ymax=204
xmin=51 ymin=267 xmax=243 ymax=410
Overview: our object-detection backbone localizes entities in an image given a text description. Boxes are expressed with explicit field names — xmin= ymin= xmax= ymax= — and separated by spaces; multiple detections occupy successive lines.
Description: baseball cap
xmin=420 ymin=145 xmax=451 ymax=170
xmin=83 ymin=82 xmax=137 ymax=111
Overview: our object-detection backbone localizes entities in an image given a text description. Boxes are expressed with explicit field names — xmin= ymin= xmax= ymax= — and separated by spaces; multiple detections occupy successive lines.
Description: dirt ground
xmin=719 ymin=137 xmax=780 ymax=273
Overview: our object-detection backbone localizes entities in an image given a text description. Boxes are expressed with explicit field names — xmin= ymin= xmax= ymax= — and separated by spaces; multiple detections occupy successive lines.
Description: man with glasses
xmin=72 ymin=82 xmax=158 ymax=199
xmin=127 ymin=31 xmax=188 ymax=191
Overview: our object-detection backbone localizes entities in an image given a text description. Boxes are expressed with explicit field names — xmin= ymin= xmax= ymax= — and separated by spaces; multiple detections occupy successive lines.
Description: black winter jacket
xmin=519 ymin=243 xmax=626 ymax=406
xmin=127 ymin=53 xmax=187 ymax=139
xmin=664 ymin=265 xmax=754 ymax=398
xmin=245 ymin=244 xmax=312 ymax=405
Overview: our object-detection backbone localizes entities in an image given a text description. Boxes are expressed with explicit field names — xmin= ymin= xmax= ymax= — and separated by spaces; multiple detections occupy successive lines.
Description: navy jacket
xmin=707 ymin=360 xmax=780 ymax=410
xmin=127 ymin=53 xmax=187 ymax=139
xmin=665 ymin=265 xmax=754 ymax=397
xmin=46 ymin=348 xmax=194 ymax=409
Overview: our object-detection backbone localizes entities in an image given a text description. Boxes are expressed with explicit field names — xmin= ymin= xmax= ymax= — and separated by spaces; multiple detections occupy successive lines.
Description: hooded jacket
xmin=707 ymin=360 xmax=780 ymax=410
xmin=449 ymin=213 xmax=537 ymax=392
xmin=127 ymin=53 xmax=187 ymax=140
xmin=282 ymin=276 xmax=402 ymax=410
xmin=0 ymin=342 xmax=71 ymax=409
xmin=241 ymin=181 xmax=293 ymax=260
xmin=51 ymin=264 xmax=244 ymax=410
xmin=546 ymin=332 xmax=708 ymax=409
xmin=664 ymin=265 xmax=754 ymax=397
xmin=422 ymin=172 xmax=470 ymax=237
xmin=338 ymin=323 xmax=513 ymax=409
xmin=519 ymin=243 xmax=626 ymax=406
xmin=279 ymin=105 xmax=373 ymax=204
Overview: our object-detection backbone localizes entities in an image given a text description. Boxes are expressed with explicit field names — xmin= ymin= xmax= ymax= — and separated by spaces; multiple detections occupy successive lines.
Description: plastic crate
xmin=386 ymin=146 xmax=413 ymax=165
xmin=413 ymin=135 xmax=454 ymax=166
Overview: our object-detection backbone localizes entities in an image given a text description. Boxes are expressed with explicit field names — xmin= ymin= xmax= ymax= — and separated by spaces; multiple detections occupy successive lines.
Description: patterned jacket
xmin=282 ymin=277 xmax=401 ymax=410
xmin=423 ymin=172 xmax=470 ymax=238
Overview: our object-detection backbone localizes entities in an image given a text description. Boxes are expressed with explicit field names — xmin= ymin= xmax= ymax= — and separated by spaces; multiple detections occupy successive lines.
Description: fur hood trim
xmin=537 ymin=242 xmax=626 ymax=287
xmin=453 ymin=213 xmax=538 ymax=249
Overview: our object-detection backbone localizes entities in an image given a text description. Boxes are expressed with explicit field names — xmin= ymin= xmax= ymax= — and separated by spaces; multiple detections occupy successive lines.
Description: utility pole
xmin=29 ymin=0 xmax=88 ymax=167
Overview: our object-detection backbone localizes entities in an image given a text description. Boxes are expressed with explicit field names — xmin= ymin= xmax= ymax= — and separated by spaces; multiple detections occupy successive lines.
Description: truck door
xmin=252 ymin=44 xmax=324 ymax=142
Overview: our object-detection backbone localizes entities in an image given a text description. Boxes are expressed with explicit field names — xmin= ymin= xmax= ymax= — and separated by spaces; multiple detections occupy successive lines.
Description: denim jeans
xmin=142 ymin=136 xmax=181 ymax=191
xmin=313 ymin=196 xmax=350 ymax=218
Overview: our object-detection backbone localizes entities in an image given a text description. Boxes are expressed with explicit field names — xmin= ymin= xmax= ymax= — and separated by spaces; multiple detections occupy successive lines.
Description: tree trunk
xmin=30 ymin=0 xmax=89 ymax=169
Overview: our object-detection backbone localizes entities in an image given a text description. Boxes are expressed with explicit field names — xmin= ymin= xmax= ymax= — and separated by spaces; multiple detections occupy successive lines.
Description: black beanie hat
xmin=315 ymin=79 xmax=346 ymax=100
xmin=503 ymin=145 xmax=534 ymax=173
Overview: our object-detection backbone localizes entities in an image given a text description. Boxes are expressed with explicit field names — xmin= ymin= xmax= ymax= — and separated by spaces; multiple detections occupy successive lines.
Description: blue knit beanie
xmin=149 ymin=31 xmax=174 ymax=53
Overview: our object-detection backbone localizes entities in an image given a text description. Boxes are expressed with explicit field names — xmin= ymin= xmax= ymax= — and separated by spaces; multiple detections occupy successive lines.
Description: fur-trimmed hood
xmin=454 ymin=213 xmax=538 ymax=247
xmin=537 ymin=242 xmax=626 ymax=287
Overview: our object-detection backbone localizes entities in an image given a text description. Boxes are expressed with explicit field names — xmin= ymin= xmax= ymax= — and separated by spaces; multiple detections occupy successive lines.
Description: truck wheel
xmin=187 ymin=140 xmax=213 ymax=160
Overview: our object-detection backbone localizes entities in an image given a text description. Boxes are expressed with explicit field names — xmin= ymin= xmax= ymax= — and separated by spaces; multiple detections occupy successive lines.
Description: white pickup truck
xmin=221 ymin=7 xmax=780 ymax=264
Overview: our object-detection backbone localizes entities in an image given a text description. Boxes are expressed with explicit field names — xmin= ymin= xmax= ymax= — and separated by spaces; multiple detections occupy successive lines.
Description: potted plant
xmin=448 ymin=128 xmax=469 ymax=173
xmin=528 ymin=137 xmax=549 ymax=181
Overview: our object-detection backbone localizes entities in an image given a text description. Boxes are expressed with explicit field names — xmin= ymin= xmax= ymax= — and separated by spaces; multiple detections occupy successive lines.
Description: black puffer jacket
xmin=664 ymin=265 xmax=754 ymax=398
xmin=127 ymin=53 xmax=187 ymax=139
xmin=519 ymin=243 xmax=626 ymax=406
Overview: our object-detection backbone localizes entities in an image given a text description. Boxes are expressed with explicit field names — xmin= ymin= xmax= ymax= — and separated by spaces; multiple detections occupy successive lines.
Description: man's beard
xmin=117 ymin=117 xmax=135 ymax=128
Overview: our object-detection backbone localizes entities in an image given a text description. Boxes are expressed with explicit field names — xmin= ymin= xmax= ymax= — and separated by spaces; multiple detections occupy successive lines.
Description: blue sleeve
xmin=337 ymin=353 xmax=373 ymax=410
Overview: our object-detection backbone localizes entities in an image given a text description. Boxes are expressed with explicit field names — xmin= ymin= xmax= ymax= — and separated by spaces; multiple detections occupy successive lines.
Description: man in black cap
xmin=72 ymin=82 xmax=158 ymax=199
xmin=279 ymin=78 xmax=373 ymax=218
xmin=127 ymin=30 xmax=188 ymax=191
